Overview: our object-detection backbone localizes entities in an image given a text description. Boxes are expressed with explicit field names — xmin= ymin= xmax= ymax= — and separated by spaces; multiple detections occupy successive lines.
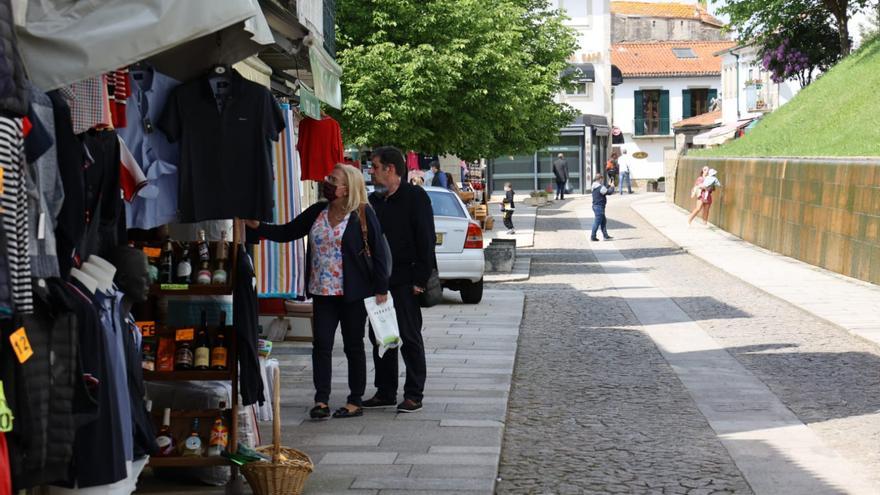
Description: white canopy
xmin=17 ymin=0 xmax=275 ymax=89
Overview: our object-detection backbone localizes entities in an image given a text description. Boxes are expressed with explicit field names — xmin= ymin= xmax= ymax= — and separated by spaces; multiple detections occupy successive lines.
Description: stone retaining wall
xmin=674 ymin=156 xmax=880 ymax=285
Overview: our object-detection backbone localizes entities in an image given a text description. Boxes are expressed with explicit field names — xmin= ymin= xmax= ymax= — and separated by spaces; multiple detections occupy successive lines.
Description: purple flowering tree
xmin=759 ymin=15 xmax=841 ymax=88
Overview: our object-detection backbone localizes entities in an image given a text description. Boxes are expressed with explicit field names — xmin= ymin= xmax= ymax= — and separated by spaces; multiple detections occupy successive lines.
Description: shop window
xmin=634 ymin=89 xmax=669 ymax=136
xmin=681 ymin=88 xmax=717 ymax=119
xmin=566 ymin=82 xmax=593 ymax=97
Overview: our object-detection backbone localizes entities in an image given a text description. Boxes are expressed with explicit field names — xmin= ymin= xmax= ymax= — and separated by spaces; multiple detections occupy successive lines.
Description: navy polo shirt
xmin=159 ymin=70 xmax=285 ymax=222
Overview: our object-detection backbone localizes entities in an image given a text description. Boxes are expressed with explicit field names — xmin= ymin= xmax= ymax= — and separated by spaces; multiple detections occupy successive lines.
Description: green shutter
xmin=634 ymin=90 xmax=644 ymax=136
xmin=708 ymin=89 xmax=718 ymax=109
xmin=660 ymin=90 xmax=670 ymax=135
xmin=682 ymin=89 xmax=692 ymax=119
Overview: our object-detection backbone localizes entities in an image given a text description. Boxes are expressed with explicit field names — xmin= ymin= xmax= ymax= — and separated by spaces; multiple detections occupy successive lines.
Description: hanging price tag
xmin=175 ymin=328 xmax=194 ymax=341
xmin=10 ymin=327 xmax=33 ymax=364
xmin=0 ymin=381 xmax=13 ymax=432
xmin=137 ymin=321 xmax=156 ymax=338
xmin=143 ymin=247 xmax=162 ymax=258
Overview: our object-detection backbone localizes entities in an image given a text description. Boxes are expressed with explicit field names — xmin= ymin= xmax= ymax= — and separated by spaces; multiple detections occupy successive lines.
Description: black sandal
xmin=332 ymin=406 xmax=364 ymax=418
xmin=309 ymin=404 xmax=330 ymax=420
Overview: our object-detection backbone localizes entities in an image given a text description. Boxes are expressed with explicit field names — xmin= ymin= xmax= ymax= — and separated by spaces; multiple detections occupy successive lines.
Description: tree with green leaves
xmin=335 ymin=0 xmax=578 ymax=160
xmin=717 ymin=0 xmax=870 ymax=57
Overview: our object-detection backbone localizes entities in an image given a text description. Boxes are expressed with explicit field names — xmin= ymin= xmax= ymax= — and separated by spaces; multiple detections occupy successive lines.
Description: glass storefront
xmin=490 ymin=133 xmax=586 ymax=194
xmin=538 ymin=136 xmax=582 ymax=192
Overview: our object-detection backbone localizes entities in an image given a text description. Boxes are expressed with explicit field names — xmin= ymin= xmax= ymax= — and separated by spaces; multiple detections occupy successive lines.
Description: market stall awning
xmin=562 ymin=63 xmax=595 ymax=83
xmin=693 ymin=118 xmax=754 ymax=146
xmin=611 ymin=65 xmax=623 ymax=86
xmin=17 ymin=0 xmax=274 ymax=89
xmin=305 ymin=34 xmax=343 ymax=110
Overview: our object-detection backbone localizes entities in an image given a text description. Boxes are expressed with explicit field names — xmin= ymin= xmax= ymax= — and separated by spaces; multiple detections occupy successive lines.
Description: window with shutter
xmin=682 ymin=89 xmax=692 ymax=119
xmin=634 ymin=90 xmax=644 ymax=136
xmin=708 ymin=89 xmax=718 ymax=109
xmin=660 ymin=90 xmax=670 ymax=134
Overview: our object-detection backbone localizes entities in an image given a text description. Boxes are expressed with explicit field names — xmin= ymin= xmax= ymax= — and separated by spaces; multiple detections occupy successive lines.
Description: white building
xmin=489 ymin=0 xmax=619 ymax=194
xmin=717 ymin=44 xmax=800 ymax=126
xmin=611 ymin=40 xmax=733 ymax=179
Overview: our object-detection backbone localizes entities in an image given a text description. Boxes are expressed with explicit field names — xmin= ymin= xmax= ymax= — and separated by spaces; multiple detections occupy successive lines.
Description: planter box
xmin=657 ymin=182 xmax=665 ymax=192
xmin=484 ymin=238 xmax=516 ymax=273
xmin=524 ymin=197 xmax=547 ymax=206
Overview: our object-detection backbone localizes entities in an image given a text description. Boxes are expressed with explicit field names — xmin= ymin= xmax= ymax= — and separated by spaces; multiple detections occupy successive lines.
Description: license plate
xmin=435 ymin=233 xmax=444 ymax=245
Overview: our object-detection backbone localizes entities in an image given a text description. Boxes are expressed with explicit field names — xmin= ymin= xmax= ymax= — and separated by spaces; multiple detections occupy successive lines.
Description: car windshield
xmin=426 ymin=190 xmax=466 ymax=218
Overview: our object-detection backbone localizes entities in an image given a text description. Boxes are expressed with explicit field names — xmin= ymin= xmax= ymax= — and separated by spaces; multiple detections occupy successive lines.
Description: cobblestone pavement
xmin=494 ymin=198 xmax=752 ymax=494
xmin=611 ymin=195 xmax=880 ymax=486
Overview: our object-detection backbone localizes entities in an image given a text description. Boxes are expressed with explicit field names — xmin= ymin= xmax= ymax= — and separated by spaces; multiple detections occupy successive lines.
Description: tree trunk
xmin=837 ymin=13 xmax=851 ymax=56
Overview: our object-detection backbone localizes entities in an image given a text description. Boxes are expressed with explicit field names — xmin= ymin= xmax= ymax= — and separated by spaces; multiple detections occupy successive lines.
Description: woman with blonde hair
xmin=247 ymin=164 xmax=389 ymax=419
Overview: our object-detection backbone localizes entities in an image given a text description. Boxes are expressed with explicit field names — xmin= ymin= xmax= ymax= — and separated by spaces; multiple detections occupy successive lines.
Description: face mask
xmin=323 ymin=181 xmax=338 ymax=202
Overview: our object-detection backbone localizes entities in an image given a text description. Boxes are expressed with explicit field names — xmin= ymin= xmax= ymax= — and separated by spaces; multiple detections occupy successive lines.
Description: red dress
xmin=298 ymin=116 xmax=343 ymax=181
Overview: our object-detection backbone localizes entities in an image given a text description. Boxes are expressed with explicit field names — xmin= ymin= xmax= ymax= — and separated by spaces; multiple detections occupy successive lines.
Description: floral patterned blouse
xmin=308 ymin=209 xmax=349 ymax=296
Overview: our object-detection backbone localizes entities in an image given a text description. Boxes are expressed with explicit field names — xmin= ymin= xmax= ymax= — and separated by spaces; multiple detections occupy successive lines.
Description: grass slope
xmin=696 ymin=38 xmax=880 ymax=158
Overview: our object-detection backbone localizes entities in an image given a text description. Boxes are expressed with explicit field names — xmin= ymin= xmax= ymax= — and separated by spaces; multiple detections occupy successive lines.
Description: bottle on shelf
xmin=174 ymin=338 xmax=193 ymax=371
xmin=207 ymin=402 xmax=229 ymax=457
xmin=193 ymin=311 xmax=211 ymax=370
xmin=196 ymin=230 xmax=212 ymax=285
xmin=212 ymin=230 xmax=230 ymax=284
xmin=159 ymin=237 xmax=175 ymax=284
xmin=155 ymin=408 xmax=177 ymax=457
xmin=180 ymin=417 xmax=204 ymax=457
xmin=175 ymin=245 xmax=192 ymax=284
xmin=210 ymin=312 xmax=228 ymax=371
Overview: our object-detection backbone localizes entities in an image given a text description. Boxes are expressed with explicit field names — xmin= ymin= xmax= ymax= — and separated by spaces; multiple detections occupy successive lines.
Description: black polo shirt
xmin=159 ymin=70 xmax=284 ymax=222
xmin=369 ymin=182 xmax=436 ymax=288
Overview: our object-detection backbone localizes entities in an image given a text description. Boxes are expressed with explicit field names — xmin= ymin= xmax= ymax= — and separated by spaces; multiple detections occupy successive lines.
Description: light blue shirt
xmin=119 ymin=66 xmax=180 ymax=229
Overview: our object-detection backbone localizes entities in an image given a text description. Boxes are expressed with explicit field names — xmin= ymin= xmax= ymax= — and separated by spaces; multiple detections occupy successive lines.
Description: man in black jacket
xmin=552 ymin=153 xmax=569 ymax=200
xmin=365 ymin=146 xmax=436 ymax=412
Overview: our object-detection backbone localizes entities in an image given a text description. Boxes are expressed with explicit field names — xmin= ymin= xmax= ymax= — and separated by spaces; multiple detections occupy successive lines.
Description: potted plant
xmin=657 ymin=176 xmax=666 ymax=193
xmin=646 ymin=179 xmax=658 ymax=192
xmin=526 ymin=191 xmax=548 ymax=206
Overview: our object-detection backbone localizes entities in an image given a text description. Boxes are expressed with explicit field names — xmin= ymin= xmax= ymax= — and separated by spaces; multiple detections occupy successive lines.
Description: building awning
xmin=693 ymin=118 xmax=754 ymax=146
xmin=612 ymin=65 xmax=623 ymax=86
xmin=17 ymin=0 xmax=274 ymax=89
xmin=562 ymin=63 xmax=595 ymax=82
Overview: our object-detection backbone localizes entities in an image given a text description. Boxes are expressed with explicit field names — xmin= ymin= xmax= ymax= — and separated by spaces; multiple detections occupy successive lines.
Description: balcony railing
xmin=633 ymin=118 xmax=670 ymax=136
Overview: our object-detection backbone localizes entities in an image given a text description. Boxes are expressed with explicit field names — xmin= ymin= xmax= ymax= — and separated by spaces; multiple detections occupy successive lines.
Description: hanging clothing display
xmin=0 ymin=0 xmax=30 ymax=116
xmin=58 ymin=76 xmax=113 ymax=135
xmin=297 ymin=115 xmax=343 ymax=181
xmin=118 ymin=65 xmax=181 ymax=230
xmin=159 ymin=69 xmax=285 ymax=222
xmin=106 ymin=69 xmax=130 ymax=129
xmin=255 ymin=103 xmax=304 ymax=298
xmin=234 ymin=244 xmax=265 ymax=406
xmin=0 ymin=117 xmax=33 ymax=314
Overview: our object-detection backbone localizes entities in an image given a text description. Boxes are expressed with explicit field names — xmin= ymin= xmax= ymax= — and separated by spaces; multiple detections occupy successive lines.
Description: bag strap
xmin=357 ymin=204 xmax=372 ymax=257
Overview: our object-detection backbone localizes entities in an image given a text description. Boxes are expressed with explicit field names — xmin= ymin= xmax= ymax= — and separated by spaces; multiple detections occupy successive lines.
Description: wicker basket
xmin=241 ymin=368 xmax=314 ymax=495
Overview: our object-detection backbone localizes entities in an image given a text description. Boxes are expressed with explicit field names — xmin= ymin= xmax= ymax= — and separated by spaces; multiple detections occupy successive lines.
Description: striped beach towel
xmin=255 ymin=104 xmax=305 ymax=298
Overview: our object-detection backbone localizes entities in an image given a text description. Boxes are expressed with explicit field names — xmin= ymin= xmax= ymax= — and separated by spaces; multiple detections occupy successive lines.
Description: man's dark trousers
xmin=555 ymin=180 xmax=566 ymax=200
xmin=370 ymin=284 xmax=427 ymax=402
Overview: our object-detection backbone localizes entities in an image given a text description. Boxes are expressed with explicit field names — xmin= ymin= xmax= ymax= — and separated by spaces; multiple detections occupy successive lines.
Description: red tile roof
xmin=611 ymin=2 xmax=724 ymax=27
xmin=673 ymin=110 xmax=722 ymax=128
xmin=612 ymin=41 xmax=736 ymax=77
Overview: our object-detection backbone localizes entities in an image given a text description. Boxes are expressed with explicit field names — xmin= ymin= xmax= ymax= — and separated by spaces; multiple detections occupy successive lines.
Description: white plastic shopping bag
xmin=364 ymin=294 xmax=401 ymax=358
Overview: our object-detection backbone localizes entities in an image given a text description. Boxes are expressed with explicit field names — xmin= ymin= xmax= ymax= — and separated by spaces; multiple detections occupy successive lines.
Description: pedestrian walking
xmin=605 ymin=153 xmax=618 ymax=187
xmin=552 ymin=153 xmax=569 ymax=200
xmin=501 ymin=182 xmax=516 ymax=234
xmin=618 ymin=149 xmax=633 ymax=194
xmin=590 ymin=173 xmax=614 ymax=241
xmin=246 ymin=164 xmax=390 ymax=420
xmin=366 ymin=146 xmax=435 ymax=413
xmin=687 ymin=166 xmax=720 ymax=225
xmin=429 ymin=161 xmax=448 ymax=189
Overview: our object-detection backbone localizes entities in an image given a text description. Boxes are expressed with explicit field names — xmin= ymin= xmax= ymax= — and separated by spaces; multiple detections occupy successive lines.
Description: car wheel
xmin=460 ymin=278 xmax=484 ymax=304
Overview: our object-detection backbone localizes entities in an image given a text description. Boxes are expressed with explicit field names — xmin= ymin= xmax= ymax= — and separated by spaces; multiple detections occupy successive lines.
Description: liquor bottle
xmin=210 ymin=312 xmax=228 ymax=370
xmin=207 ymin=402 xmax=229 ymax=456
xmin=196 ymin=230 xmax=212 ymax=284
xmin=175 ymin=245 xmax=192 ymax=284
xmin=212 ymin=230 xmax=230 ymax=284
xmin=159 ymin=237 xmax=175 ymax=284
xmin=194 ymin=311 xmax=210 ymax=370
xmin=180 ymin=418 xmax=204 ymax=457
xmin=174 ymin=339 xmax=193 ymax=370
xmin=155 ymin=408 xmax=176 ymax=456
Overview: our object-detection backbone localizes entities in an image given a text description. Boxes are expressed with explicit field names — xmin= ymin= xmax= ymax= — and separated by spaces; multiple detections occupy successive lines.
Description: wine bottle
xmin=210 ymin=312 xmax=228 ymax=370
xmin=159 ymin=237 xmax=175 ymax=284
xmin=180 ymin=418 xmax=204 ymax=457
xmin=196 ymin=230 xmax=212 ymax=284
xmin=155 ymin=408 xmax=176 ymax=457
xmin=175 ymin=245 xmax=192 ymax=284
xmin=194 ymin=311 xmax=210 ymax=370
xmin=207 ymin=402 xmax=229 ymax=456
xmin=174 ymin=339 xmax=193 ymax=370
xmin=212 ymin=230 xmax=230 ymax=284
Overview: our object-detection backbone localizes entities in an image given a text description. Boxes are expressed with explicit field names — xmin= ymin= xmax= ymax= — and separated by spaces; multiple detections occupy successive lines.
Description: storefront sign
xmin=544 ymin=145 xmax=580 ymax=152
xmin=633 ymin=151 xmax=648 ymax=159
xmin=299 ymin=85 xmax=321 ymax=120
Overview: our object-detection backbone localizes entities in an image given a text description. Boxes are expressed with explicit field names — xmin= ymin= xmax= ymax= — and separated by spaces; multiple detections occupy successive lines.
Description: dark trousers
xmin=591 ymin=205 xmax=609 ymax=239
xmin=555 ymin=180 xmax=566 ymax=199
xmin=502 ymin=210 xmax=514 ymax=230
xmin=312 ymin=295 xmax=367 ymax=406
xmin=370 ymin=285 xmax=427 ymax=402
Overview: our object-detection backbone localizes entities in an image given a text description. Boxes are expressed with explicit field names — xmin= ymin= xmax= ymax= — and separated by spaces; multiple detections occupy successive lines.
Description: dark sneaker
xmin=603 ymin=235 xmax=613 ymax=240
xmin=309 ymin=404 xmax=330 ymax=420
xmin=397 ymin=399 xmax=423 ymax=413
xmin=362 ymin=396 xmax=396 ymax=408
xmin=590 ymin=237 xmax=599 ymax=241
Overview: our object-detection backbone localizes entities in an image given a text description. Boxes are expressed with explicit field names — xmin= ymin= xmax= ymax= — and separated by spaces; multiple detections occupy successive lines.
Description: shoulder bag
xmin=357 ymin=204 xmax=392 ymax=282
xmin=418 ymin=268 xmax=443 ymax=308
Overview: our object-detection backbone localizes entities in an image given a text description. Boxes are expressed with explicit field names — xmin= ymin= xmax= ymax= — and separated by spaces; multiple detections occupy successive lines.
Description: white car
xmin=423 ymin=186 xmax=485 ymax=304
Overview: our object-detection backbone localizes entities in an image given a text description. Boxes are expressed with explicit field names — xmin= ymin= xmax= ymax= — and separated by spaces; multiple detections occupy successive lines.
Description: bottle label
xmin=183 ymin=436 xmax=202 ymax=455
xmin=194 ymin=347 xmax=210 ymax=368
xmin=212 ymin=269 xmax=227 ymax=284
xmin=210 ymin=347 xmax=227 ymax=368
xmin=199 ymin=243 xmax=210 ymax=261
xmin=175 ymin=347 xmax=193 ymax=366
xmin=197 ymin=270 xmax=213 ymax=284
xmin=176 ymin=261 xmax=192 ymax=278
xmin=210 ymin=425 xmax=229 ymax=448
xmin=156 ymin=435 xmax=172 ymax=450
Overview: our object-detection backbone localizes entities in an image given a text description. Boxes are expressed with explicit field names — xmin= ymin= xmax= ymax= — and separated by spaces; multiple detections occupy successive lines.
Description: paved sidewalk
xmin=632 ymin=194 xmax=880 ymax=347
xmin=485 ymin=199 xmax=537 ymax=248
xmin=270 ymin=289 xmax=524 ymax=494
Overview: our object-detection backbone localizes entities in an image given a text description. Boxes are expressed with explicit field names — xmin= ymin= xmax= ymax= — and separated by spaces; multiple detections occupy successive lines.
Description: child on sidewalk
xmin=501 ymin=182 xmax=515 ymax=234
